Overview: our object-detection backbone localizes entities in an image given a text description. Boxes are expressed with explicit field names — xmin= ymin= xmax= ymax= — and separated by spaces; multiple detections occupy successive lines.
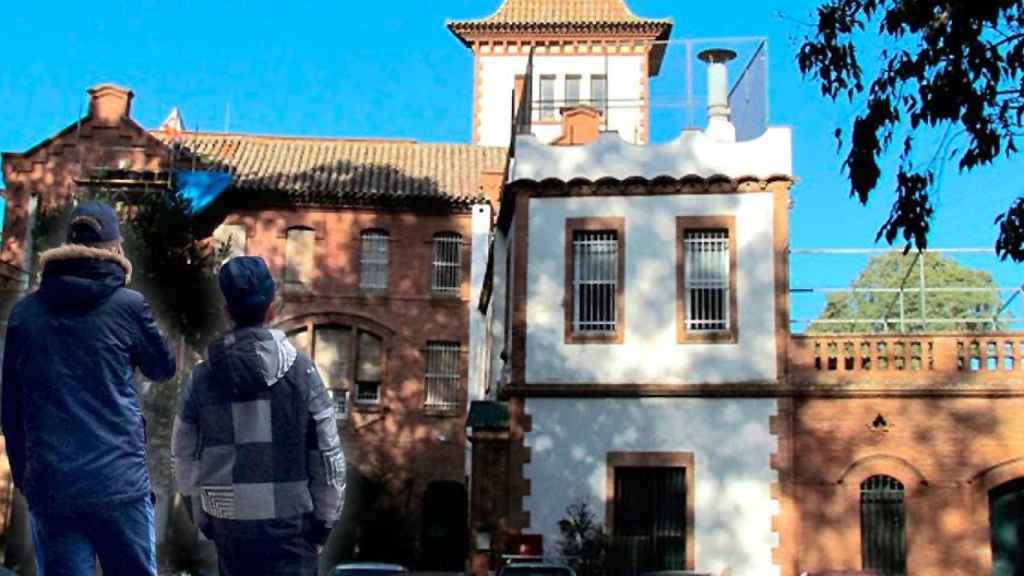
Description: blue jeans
xmin=32 ymin=496 xmax=156 ymax=576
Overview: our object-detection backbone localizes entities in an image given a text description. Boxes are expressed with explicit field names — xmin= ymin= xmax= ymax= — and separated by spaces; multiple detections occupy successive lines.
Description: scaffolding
xmin=791 ymin=248 xmax=1023 ymax=333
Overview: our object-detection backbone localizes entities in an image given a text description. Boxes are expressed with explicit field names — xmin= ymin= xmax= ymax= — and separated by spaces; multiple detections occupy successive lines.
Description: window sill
xmin=424 ymin=406 xmax=460 ymax=418
xmin=352 ymin=402 xmax=384 ymax=413
xmin=677 ymin=331 xmax=738 ymax=345
xmin=566 ymin=331 xmax=624 ymax=345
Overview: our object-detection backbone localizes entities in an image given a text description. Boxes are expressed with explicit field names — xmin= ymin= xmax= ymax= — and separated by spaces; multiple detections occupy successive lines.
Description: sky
xmin=0 ymin=0 xmax=1020 ymax=326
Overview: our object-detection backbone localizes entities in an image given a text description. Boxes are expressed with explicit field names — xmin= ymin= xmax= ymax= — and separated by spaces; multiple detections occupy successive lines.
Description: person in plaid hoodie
xmin=172 ymin=256 xmax=345 ymax=575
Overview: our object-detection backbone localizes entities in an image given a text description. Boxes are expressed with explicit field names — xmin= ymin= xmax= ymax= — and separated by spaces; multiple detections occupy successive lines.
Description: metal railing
xmin=791 ymin=248 xmax=1023 ymax=334
xmin=509 ymin=37 xmax=769 ymax=145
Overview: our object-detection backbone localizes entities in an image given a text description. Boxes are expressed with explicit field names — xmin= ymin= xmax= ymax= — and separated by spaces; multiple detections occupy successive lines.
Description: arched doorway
xmin=860 ymin=475 xmax=906 ymax=576
xmin=991 ymin=477 xmax=1024 ymax=576
xmin=420 ymin=481 xmax=468 ymax=570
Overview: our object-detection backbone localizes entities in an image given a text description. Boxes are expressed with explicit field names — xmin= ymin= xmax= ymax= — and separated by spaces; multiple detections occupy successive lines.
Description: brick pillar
xmin=469 ymin=430 xmax=511 ymax=576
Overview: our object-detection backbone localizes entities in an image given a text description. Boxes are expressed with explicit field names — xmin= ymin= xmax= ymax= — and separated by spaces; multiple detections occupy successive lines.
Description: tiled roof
xmin=155 ymin=132 xmax=507 ymax=208
xmin=448 ymin=0 xmax=671 ymax=40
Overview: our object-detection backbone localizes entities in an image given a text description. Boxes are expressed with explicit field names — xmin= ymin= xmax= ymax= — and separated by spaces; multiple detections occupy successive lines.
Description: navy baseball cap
xmin=219 ymin=256 xmax=277 ymax=326
xmin=66 ymin=201 xmax=122 ymax=245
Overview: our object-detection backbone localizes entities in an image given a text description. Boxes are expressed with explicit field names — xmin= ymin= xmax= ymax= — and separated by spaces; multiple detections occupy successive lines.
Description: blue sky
xmin=1 ymin=0 xmax=1020 ymax=324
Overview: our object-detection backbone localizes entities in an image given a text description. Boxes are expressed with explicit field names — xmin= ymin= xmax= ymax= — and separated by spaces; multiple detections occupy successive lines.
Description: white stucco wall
xmin=486 ymin=226 xmax=512 ymax=394
xmin=525 ymin=193 xmax=777 ymax=384
xmin=524 ymin=397 xmax=779 ymax=576
xmin=512 ymin=128 xmax=793 ymax=182
xmin=469 ymin=203 xmax=493 ymax=403
xmin=477 ymin=54 xmax=646 ymax=147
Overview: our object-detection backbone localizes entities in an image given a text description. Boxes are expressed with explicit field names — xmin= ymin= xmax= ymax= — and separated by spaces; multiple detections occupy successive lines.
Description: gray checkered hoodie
xmin=171 ymin=327 xmax=344 ymax=542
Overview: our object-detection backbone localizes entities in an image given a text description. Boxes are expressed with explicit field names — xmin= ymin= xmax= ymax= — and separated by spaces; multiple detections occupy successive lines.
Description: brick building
xmin=0 ymin=83 xmax=505 ymax=569
xmin=3 ymin=2 xmax=1024 ymax=576
xmin=463 ymin=3 xmax=1024 ymax=576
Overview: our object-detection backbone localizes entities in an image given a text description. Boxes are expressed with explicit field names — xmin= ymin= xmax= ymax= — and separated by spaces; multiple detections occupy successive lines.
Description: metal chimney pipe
xmin=697 ymin=48 xmax=738 ymax=141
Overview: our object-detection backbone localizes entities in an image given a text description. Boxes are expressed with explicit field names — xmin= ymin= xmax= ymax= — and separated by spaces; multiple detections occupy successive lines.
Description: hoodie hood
xmin=37 ymin=244 xmax=134 ymax=313
xmin=208 ymin=328 xmax=297 ymax=396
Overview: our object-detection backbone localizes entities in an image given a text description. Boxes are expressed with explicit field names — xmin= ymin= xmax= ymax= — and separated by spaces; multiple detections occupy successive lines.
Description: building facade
xmin=448 ymin=0 xmax=671 ymax=147
xmin=0 ymin=85 xmax=506 ymax=569
xmin=4 ymin=2 xmax=1024 ymax=576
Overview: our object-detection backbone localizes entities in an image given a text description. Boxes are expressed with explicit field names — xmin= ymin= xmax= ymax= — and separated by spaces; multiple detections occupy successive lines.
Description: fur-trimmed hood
xmin=37 ymin=244 xmax=134 ymax=313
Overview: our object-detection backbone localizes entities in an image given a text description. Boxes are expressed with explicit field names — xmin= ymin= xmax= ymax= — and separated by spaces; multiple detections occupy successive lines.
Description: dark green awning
xmin=466 ymin=400 xmax=510 ymax=430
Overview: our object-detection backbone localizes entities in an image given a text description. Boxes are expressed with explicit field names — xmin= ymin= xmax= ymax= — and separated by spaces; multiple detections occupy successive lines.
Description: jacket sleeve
xmin=305 ymin=360 xmax=345 ymax=545
xmin=1 ymin=320 xmax=25 ymax=489
xmin=131 ymin=294 xmax=176 ymax=383
xmin=171 ymin=370 xmax=207 ymax=532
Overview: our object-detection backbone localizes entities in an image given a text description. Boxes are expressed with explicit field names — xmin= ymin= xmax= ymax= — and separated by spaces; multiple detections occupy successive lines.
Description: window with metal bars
xmin=565 ymin=75 xmax=582 ymax=106
xmin=539 ymin=75 xmax=556 ymax=120
xmin=613 ymin=467 xmax=687 ymax=576
xmin=591 ymin=75 xmax=608 ymax=119
xmin=683 ymin=229 xmax=730 ymax=332
xmin=359 ymin=230 xmax=389 ymax=290
xmin=860 ymin=475 xmax=907 ymax=576
xmin=432 ymin=232 xmax=462 ymax=295
xmin=425 ymin=342 xmax=460 ymax=411
xmin=990 ymin=478 xmax=1024 ymax=576
xmin=572 ymin=230 xmax=620 ymax=334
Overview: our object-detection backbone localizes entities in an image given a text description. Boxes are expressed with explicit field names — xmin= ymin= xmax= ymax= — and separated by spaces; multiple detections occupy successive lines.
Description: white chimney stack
xmin=697 ymin=48 xmax=738 ymax=142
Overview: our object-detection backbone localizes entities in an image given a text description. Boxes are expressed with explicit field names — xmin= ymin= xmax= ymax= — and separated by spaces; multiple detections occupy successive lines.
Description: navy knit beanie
xmin=219 ymin=256 xmax=276 ymax=326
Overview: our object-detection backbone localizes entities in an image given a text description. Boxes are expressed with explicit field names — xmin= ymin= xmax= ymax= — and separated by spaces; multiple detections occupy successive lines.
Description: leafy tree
xmin=798 ymin=1 xmax=1024 ymax=260
xmin=557 ymin=501 xmax=609 ymax=576
xmin=808 ymin=252 xmax=1006 ymax=333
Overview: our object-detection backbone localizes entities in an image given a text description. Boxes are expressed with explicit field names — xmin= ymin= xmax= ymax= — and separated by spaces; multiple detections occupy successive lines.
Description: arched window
xmin=359 ymin=229 xmax=389 ymax=290
xmin=860 ymin=475 xmax=906 ymax=576
xmin=990 ymin=477 xmax=1024 ymax=576
xmin=432 ymin=232 xmax=462 ymax=295
xmin=286 ymin=323 xmax=384 ymax=416
xmin=285 ymin=226 xmax=316 ymax=285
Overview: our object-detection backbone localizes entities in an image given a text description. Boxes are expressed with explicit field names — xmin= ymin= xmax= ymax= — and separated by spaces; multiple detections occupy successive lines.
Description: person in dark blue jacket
xmin=1 ymin=200 xmax=176 ymax=575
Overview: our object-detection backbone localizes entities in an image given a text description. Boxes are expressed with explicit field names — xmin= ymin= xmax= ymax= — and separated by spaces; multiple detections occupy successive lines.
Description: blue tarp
xmin=174 ymin=171 xmax=232 ymax=214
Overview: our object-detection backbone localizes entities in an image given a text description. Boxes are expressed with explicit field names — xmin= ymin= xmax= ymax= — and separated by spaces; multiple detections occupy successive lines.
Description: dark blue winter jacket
xmin=1 ymin=244 xmax=176 ymax=514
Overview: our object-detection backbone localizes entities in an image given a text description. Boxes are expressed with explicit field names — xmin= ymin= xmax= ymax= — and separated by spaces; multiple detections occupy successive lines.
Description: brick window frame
xmin=431 ymin=231 xmax=464 ymax=297
xmin=676 ymin=215 xmax=738 ymax=344
xmin=606 ymin=451 xmax=696 ymax=572
xmin=284 ymin=225 xmax=317 ymax=287
xmin=359 ymin=228 xmax=390 ymax=292
xmin=564 ymin=217 xmax=626 ymax=345
xmin=424 ymin=341 xmax=463 ymax=414
xmin=284 ymin=320 xmax=388 ymax=415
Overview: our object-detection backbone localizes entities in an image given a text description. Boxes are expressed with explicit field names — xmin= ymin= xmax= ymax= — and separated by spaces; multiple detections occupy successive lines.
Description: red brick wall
xmin=224 ymin=206 xmax=473 ymax=496
xmin=786 ymin=396 xmax=1024 ymax=576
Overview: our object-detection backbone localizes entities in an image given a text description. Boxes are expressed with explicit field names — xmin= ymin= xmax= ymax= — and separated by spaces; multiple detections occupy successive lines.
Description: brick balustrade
xmin=789 ymin=333 xmax=1024 ymax=390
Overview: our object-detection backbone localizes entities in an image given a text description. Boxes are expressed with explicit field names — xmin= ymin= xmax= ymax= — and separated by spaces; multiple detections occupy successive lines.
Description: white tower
xmin=449 ymin=0 xmax=672 ymax=146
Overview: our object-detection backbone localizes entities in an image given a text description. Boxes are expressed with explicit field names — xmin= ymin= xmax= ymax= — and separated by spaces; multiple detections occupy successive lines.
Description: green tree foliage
xmin=798 ymin=1 xmax=1024 ymax=260
xmin=808 ymin=252 xmax=1005 ymax=333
